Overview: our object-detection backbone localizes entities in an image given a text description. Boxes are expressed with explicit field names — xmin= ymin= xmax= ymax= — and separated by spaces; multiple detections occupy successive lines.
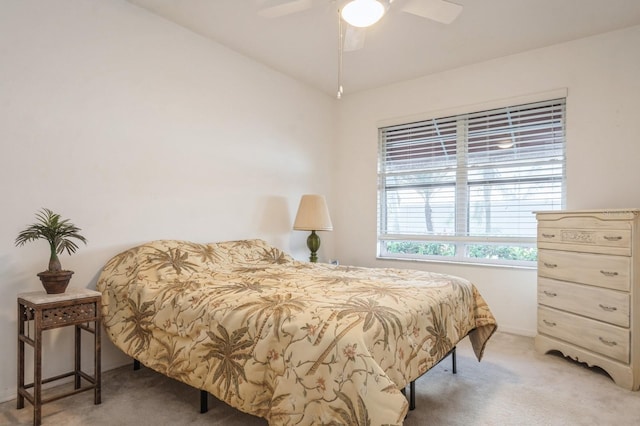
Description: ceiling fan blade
xmin=401 ymin=0 xmax=463 ymax=24
xmin=344 ymin=25 xmax=366 ymax=52
xmin=258 ymin=0 xmax=313 ymax=18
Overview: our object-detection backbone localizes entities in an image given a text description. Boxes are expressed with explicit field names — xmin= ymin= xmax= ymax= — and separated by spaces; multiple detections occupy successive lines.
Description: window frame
xmin=377 ymin=96 xmax=567 ymax=267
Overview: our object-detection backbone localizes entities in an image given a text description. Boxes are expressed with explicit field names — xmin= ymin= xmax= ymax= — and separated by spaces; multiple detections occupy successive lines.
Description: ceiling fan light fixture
xmin=497 ymin=140 xmax=514 ymax=149
xmin=341 ymin=0 xmax=385 ymax=28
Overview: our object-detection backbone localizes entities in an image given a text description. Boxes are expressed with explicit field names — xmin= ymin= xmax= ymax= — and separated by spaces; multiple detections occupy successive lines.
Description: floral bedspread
xmin=97 ymin=239 xmax=497 ymax=425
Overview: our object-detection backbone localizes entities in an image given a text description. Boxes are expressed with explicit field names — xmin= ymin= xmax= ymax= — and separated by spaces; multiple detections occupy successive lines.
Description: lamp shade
xmin=293 ymin=195 xmax=333 ymax=231
xmin=341 ymin=0 xmax=385 ymax=28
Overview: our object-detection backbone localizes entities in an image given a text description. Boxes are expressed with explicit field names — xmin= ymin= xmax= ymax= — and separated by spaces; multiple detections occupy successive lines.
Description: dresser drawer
xmin=536 ymin=214 xmax=633 ymax=231
xmin=538 ymin=249 xmax=630 ymax=291
xmin=538 ymin=306 xmax=629 ymax=363
xmin=538 ymin=227 xmax=631 ymax=255
xmin=538 ymin=277 xmax=629 ymax=327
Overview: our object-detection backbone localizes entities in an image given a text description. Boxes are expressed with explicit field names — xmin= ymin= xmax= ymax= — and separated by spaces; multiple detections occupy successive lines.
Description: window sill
xmin=375 ymin=255 xmax=537 ymax=271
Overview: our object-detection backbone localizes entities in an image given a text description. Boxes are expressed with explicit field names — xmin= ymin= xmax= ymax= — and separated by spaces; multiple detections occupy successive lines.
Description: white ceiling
xmin=127 ymin=0 xmax=640 ymax=97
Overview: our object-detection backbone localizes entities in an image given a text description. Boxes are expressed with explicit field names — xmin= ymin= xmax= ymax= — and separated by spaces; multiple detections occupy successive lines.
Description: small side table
xmin=17 ymin=288 xmax=102 ymax=426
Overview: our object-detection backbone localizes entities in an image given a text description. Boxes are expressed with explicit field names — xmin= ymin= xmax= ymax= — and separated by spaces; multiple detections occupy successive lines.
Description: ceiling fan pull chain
xmin=337 ymin=8 xmax=344 ymax=99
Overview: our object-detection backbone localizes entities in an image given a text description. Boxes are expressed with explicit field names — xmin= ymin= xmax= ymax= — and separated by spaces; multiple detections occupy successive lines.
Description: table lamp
xmin=293 ymin=194 xmax=333 ymax=262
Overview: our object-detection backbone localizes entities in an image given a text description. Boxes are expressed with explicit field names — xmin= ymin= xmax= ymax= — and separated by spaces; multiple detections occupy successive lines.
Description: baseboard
xmin=495 ymin=325 xmax=536 ymax=337
xmin=0 ymin=390 xmax=14 ymax=405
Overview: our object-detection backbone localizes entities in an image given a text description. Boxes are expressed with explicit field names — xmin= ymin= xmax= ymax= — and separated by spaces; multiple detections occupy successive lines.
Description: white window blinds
xmin=378 ymin=98 xmax=566 ymax=265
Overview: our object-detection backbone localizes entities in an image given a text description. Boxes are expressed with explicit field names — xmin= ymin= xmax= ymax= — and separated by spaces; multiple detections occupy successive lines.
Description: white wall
xmin=0 ymin=0 xmax=335 ymax=402
xmin=332 ymin=26 xmax=640 ymax=337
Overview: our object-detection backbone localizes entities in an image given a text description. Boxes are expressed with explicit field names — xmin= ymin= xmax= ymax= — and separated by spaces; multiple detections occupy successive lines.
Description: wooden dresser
xmin=535 ymin=209 xmax=639 ymax=390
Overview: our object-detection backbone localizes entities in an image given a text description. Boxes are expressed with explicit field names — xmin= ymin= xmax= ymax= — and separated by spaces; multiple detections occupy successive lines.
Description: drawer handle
xmin=543 ymin=320 xmax=556 ymax=327
xmin=598 ymin=304 xmax=618 ymax=312
xmin=541 ymin=233 xmax=555 ymax=238
xmin=543 ymin=291 xmax=557 ymax=297
xmin=600 ymin=270 xmax=619 ymax=277
xmin=603 ymin=235 xmax=622 ymax=241
xmin=598 ymin=337 xmax=618 ymax=347
xmin=543 ymin=262 xmax=558 ymax=268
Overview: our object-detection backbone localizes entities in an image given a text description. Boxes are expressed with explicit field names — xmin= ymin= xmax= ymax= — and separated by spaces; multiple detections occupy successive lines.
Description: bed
xmin=97 ymin=239 xmax=497 ymax=425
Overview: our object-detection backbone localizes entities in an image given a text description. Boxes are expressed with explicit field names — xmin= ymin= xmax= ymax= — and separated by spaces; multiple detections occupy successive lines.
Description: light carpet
xmin=2 ymin=332 xmax=639 ymax=425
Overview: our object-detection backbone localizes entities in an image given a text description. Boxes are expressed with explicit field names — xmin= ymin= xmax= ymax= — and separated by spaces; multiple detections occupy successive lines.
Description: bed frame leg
xmin=452 ymin=346 xmax=457 ymax=374
xmin=407 ymin=345 xmax=458 ymax=412
xmin=200 ymin=390 xmax=208 ymax=413
xmin=132 ymin=358 xmax=208 ymax=414
xmin=409 ymin=381 xmax=416 ymax=410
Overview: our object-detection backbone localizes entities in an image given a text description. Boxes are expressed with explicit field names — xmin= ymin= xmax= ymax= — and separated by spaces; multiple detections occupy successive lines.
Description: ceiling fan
xmin=258 ymin=0 xmax=463 ymax=51
xmin=258 ymin=0 xmax=462 ymax=98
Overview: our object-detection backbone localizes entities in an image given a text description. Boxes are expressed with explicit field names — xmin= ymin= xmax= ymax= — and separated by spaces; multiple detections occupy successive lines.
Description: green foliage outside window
xmin=385 ymin=241 xmax=455 ymax=257
xmin=467 ymin=245 xmax=537 ymax=261
xmin=385 ymin=241 xmax=537 ymax=262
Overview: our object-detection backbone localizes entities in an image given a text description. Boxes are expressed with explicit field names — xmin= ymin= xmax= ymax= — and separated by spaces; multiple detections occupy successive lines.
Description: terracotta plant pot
xmin=37 ymin=270 xmax=74 ymax=294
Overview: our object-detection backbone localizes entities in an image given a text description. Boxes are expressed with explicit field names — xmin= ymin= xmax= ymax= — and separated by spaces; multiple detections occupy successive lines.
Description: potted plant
xmin=15 ymin=208 xmax=87 ymax=294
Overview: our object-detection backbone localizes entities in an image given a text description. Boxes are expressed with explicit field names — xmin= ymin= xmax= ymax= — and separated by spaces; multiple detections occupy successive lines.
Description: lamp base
xmin=307 ymin=230 xmax=321 ymax=263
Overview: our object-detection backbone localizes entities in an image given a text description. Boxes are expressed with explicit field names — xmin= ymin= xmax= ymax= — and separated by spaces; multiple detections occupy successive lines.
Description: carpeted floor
xmin=2 ymin=332 xmax=639 ymax=425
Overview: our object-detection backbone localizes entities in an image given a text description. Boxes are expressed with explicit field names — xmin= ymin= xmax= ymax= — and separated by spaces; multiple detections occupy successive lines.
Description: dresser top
xmin=536 ymin=209 xmax=640 ymax=219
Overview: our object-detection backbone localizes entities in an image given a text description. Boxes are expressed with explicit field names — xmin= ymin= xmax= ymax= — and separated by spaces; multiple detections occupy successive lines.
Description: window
xmin=378 ymin=98 xmax=566 ymax=266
